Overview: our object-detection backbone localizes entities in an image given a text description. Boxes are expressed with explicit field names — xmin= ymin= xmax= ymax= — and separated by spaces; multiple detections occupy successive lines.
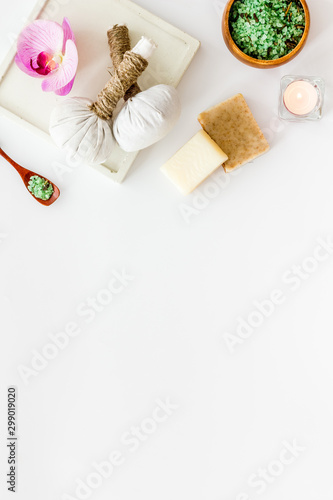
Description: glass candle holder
xmin=279 ymin=75 xmax=325 ymax=121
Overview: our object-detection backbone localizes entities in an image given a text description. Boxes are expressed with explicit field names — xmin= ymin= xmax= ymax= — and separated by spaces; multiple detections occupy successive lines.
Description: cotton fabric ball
xmin=49 ymin=97 xmax=117 ymax=164
xmin=113 ymin=84 xmax=181 ymax=152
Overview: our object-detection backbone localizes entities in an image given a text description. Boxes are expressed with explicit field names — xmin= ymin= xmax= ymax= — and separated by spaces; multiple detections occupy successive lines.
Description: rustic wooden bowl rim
xmin=223 ymin=0 xmax=310 ymax=67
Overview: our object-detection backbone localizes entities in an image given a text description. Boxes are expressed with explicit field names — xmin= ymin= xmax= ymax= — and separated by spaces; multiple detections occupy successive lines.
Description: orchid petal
xmin=41 ymin=39 xmax=78 ymax=93
xmin=61 ymin=17 xmax=75 ymax=53
xmin=54 ymin=76 xmax=75 ymax=96
xmin=16 ymin=20 xmax=64 ymax=72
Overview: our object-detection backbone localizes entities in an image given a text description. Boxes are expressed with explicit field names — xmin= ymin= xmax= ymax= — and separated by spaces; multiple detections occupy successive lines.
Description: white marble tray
xmin=0 ymin=0 xmax=200 ymax=182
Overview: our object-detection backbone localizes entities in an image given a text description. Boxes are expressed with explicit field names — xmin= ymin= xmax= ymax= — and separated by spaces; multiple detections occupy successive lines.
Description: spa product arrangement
xmin=0 ymin=148 xmax=60 ymax=206
xmin=0 ymin=0 xmax=200 ymax=183
xmin=160 ymin=0 xmax=326 ymax=197
xmin=49 ymin=25 xmax=181 ymax=164
xmin=161 ymin=94 xmax=270 ymax=195
xmin=0 ymin=0 xmax=327 ymax=202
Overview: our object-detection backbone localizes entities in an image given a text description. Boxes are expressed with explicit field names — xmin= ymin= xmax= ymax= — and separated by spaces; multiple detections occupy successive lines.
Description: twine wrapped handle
xmin=107 ymin=24 xmax=142 ymax=101
xmin=90 ymin=50 xmax=148 ymax=120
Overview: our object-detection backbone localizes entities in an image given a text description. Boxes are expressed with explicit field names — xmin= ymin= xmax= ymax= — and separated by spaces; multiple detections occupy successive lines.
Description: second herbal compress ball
xmin=113 ymin=84 xmax=181 ymax=152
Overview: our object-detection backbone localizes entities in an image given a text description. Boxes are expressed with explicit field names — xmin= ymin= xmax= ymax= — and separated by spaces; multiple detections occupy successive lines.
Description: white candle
xmin=283 ymin=80 xmax=319 ymax=116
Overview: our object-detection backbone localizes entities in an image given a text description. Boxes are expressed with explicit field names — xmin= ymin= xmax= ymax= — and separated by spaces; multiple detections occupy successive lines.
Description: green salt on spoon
xmin=0 ymin=148 xmax=60 ymax=206
xmin=28 ymin=175 xmax=54 ymax=201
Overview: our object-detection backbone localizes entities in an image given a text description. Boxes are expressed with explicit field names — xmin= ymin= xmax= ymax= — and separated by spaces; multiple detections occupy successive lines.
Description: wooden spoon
xmin=0 ymin=148 xmax=60 ymax=206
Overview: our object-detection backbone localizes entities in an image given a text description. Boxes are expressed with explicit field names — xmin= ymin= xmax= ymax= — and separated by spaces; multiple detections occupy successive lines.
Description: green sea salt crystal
xmin=28 ymin=175 xmax=54 ymax=201
xmin=229 ymin=0 xmax=306 ymax=60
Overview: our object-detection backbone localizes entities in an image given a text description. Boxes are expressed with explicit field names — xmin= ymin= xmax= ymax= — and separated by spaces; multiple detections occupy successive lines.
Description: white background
xmin=1 ymin=1 xmax=333 ymax=499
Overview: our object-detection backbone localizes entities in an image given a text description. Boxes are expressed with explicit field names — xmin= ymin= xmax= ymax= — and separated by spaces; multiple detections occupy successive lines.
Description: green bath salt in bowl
xmin=229 ymin=0 xmax=306 ymax=60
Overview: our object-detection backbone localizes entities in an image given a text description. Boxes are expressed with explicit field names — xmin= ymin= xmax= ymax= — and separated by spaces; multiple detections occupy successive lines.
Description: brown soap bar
xmin=198 ymin=93 xmax=269 ymax=172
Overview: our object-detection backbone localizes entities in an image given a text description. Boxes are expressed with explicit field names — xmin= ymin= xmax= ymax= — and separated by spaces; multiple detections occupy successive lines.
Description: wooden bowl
xmin=222 ymin=0 xmax=310 ymax=69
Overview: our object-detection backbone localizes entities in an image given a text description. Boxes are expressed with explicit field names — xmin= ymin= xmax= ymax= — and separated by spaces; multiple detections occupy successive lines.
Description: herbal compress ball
xmin=49 ymin=26 xmax=181 ymax=164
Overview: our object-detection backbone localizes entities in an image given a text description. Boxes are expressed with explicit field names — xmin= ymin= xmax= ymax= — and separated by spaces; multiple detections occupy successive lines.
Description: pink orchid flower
xmin=15 ymin=18 xmax=78 ymax=96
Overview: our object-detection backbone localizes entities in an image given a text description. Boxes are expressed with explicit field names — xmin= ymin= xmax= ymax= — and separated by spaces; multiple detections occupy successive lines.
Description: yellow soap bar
xmin=160 ymin=130 xmax=228 ymax=195
xmin=198 ymin=93 xmax=269 ymax=172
